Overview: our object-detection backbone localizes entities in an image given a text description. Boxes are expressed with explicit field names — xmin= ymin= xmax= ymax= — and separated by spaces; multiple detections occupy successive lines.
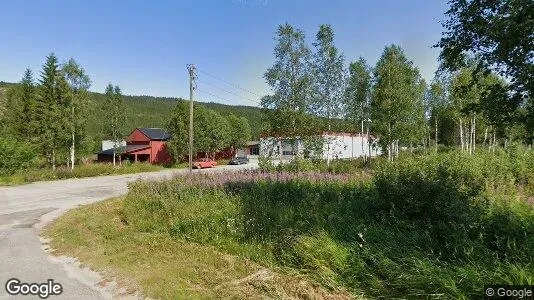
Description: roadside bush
xmin=0 ymin=138 xmax=37 ymax=175
xmin=373 ymin=150 xmax=534 ymax=262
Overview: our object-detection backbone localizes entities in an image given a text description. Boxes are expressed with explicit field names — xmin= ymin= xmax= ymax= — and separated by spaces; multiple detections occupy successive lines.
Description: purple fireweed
xmin=171 ymin=170 xmax=354 ymax=189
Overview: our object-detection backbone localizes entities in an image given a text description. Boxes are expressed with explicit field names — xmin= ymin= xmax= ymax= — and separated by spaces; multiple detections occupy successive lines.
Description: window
xmin=250 ymin=146 xmax=259 ymax=155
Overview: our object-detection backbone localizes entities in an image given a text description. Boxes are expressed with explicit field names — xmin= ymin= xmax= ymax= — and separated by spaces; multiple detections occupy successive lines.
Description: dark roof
xmin=97 ymin=144 xmax=151 ymax=156
xmin=138 ymin=128 xmax=171 ymax=140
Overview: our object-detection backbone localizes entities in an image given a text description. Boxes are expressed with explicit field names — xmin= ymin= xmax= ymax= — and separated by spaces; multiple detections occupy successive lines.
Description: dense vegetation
xmin=0 ymin=57 xmax=258 ymax=174
xmin=261 ymin=14 xmax=532 ymax=163
xmin=120 ymin=148 xmax=533 ymax=298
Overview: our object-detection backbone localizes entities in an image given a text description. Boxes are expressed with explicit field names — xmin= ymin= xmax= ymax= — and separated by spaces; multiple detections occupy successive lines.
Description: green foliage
xmin=122 ymin=149 xmax=534 ymax=298
xmin=62 ymin=58 xmax=92 ymax=160
xmin=103 ymin=83 xmax=125 ymax=142
xmin=371 ymin=45 xmax=427 ymax=158
xmin=437 ymin=0 xmax=533 ymax=142
xmin=37 ymin=53 xmax=71 ymax=168
xmin=345 ymin=57 xmax=371 ymax=133
xmin=310 ymin=24 xmax=346 ymax=129
xmin=166 ymin=101 xmax=190 ymax=161
xmin=262 ymin=23 xmax=313 ymax=138
xmin=196 ymin=107 xmax=231 ymax=155
xmin=0 ymin=138 xmax=38 ymax=176
xmin=167 ymin=102 xmax=251 ymax=162
xmin=2 ymin=69 xmax=39 ymax=142
xmin=227 ymin=114 xmax=251 ymax=151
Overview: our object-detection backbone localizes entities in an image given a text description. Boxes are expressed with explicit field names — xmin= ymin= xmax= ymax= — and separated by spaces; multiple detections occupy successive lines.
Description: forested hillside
xmin=0 ymin=82 xmax=263 ymax=144
xmin=86 ymin=92 xmax=262 ymax=140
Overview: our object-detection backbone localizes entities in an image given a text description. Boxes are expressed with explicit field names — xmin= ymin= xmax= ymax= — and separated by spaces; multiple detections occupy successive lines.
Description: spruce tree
xmin=3 ymin=69 xmax=38 ymax=141
xmin=37 ymin=53 xmax=69 ymax=169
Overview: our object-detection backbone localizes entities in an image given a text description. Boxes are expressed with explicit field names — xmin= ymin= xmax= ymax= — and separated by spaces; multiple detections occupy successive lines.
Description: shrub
xmin=0 ymin=138 xmax=38 ymax=175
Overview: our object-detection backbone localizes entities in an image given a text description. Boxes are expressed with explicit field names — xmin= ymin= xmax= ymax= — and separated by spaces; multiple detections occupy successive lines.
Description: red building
xmin=97 ymin=128 xmax=171 ymax=164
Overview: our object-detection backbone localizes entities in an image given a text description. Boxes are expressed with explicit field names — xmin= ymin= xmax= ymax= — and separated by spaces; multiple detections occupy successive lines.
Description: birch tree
xmin=262 ymin=23 xmax=312 ymax=160
xmin=427 ymin=79 xmax=448 ymax=152
xmin=310 ymin=24 xmax=346 ymax=165
xmin=103 ymin=83 xmax=125 ymax=166
xmin=345 ymin=57 xmax=371 ymax=160
xmin=227 ymin=114 xmax=252 ymax=156
xmin=62 ymin=58 xmax=91 ymax=169
xmin=370 ymin=45 xmax=426 ymax=161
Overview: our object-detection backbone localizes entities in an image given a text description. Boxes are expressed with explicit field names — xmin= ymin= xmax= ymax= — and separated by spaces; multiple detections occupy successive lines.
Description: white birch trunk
xmin=71 ymin=105 xmax=75 ymax=170
xmin=459 ymin=118 xmax=464 ymax=153
xmin=52 ymin=149 xmax=56 ymax=170
xmin=70 ymin=132 xmax=75 ymax=170
xmin=473 ymin=114 xmax=477 ymax=153
xmin=468 ymin=117 xmax=472 ymax=155
xmin=361 ymin=119 xmax=365 ymax=162
xmin=435 ymin=118 xmax=438 ymax=152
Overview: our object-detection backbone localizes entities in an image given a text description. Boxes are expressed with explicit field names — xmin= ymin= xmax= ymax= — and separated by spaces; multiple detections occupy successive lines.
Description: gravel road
xmin=0 ymin=162 xmax=256 ymax=299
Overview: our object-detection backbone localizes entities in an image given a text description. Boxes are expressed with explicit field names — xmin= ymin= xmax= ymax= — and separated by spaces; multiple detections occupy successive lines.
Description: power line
xmin=196 ymin=68 xmax=264 ymax=98
xmin=196 ymin=88 xmax=244 ymax=106
xmin=197 ymin=79 xmax=262 ymax=106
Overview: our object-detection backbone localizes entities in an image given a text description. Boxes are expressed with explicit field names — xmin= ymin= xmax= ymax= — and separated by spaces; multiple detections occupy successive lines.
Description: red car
xmin=192 ymin=158 xmax=218 ymax=169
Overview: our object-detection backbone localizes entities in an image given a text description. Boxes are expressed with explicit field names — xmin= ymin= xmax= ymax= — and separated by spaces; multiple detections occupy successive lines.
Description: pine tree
xmin=3 ymin=69 xmax=38 ymax=141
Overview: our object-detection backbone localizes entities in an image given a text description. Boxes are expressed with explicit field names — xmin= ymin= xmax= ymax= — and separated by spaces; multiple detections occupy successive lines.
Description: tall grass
xmin=123 ymin=148 xmax=534 ymax=298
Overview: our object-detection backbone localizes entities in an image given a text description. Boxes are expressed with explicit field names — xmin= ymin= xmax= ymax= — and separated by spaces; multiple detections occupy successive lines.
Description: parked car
xmin=228 ymin=156 xmax=249 ymax=165
xmin=192 ymin=158 xmax=217 ymax=169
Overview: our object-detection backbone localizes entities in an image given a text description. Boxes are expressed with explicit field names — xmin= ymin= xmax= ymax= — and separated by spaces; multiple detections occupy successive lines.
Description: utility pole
xmin=187 ymin=64 xmax=196 ymax=173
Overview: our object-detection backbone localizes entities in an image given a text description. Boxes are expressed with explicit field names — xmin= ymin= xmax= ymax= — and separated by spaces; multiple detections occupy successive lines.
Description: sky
xmin=0 ymin=0 xmax=449 ymax=107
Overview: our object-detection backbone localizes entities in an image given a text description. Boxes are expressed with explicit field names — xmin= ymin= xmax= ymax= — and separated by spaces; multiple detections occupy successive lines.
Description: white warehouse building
xmin=260 ymin=132 xmax=381 ymax=160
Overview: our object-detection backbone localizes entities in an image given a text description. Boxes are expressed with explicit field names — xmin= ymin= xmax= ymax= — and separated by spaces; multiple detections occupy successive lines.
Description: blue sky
xmin=0 ymin=0 xmax=449 ymax=106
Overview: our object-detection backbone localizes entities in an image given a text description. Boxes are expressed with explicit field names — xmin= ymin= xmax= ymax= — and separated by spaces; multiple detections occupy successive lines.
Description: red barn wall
xmin=127 ymin=129 xmax=150 ymax=142
xmin=150 ymin=141 xmax=172 ymax=164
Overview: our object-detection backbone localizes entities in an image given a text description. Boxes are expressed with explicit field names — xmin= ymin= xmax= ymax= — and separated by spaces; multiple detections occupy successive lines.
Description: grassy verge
xmin=0 ymin=163 xmax=186 ymax=186
xmin=43 ymin=198 xmax=352 ymax=299
xmin=44 ymin=148 xmax=534 ymax=298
